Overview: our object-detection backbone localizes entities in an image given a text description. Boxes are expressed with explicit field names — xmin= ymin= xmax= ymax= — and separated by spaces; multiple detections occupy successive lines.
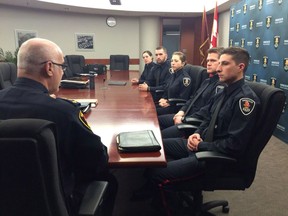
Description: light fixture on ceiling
xmin=165 ymin=31 xmax=180 ymax=36
xmin=109 ymin=0 xmax=121 ymax=5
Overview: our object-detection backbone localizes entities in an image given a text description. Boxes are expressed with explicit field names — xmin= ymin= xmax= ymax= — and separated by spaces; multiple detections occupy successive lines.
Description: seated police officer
xmin=138 ymin=46 xmax=172 ymax=102
xmin=131 ymin=50 xmax=156 ymax=84
xmin=156 ymin=51 xmax=193 ymax=116
xmin=158 ymin=47 xmax=224 ymax=138
xmin=145 ymin=47 xmax=260 ymax=215
xmin=0 ymin=38 xmax=117 ymax=216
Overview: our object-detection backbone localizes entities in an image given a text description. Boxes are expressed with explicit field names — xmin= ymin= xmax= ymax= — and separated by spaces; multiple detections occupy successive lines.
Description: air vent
xmin=110 ymin=0 xmax=121 ymax=5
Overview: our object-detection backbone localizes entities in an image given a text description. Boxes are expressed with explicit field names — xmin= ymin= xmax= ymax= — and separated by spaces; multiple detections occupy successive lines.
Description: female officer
xmin=131 ymin=50 xmax=156 ymax=84
xmin=156 ymin=51 xmax=193 ymax=116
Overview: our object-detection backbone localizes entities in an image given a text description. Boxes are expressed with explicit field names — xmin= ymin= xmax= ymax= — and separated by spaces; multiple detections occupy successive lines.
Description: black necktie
xmin=183 ymin=81 xmax=210 ymax=118
xmin=204 ymin=91 xmax=225 ymax=142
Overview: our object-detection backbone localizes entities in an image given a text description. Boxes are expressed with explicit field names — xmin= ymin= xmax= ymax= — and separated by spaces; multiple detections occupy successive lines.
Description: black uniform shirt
xmin=0 ymin=77 xmax=109 ymax=196
xmin=194 ymin=79 xmax=260 ymax=158
xmin=180 ymin=73 xmax=221 ymax=115
xmin=146 ymin=60 xmax=171 ymax=92
xmin=162 ymin=67 xmax=193 ymax=100
xmin=138 ymin=61 xmax=156 ymax=84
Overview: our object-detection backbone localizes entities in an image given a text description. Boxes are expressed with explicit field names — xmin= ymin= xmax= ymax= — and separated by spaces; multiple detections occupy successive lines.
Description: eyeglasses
xmin=40 ymin=61 xmax=68 ymax=71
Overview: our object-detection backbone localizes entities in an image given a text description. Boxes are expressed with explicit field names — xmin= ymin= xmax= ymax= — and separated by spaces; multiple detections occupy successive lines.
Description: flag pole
xmin=199 ymin=6 xmax=210 ymax=66
xmin=210 ymin=1 xmax=218 ymax=48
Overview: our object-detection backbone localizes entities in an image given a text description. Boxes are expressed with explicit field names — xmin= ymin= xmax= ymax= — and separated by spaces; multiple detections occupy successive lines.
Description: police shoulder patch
xmin=78 ymin=111 xmax=91 ymax=130
xmin=183 ymin=77 xmax=191 ymax=87
xmin=239 ymin=98 xmax=256 ymax=115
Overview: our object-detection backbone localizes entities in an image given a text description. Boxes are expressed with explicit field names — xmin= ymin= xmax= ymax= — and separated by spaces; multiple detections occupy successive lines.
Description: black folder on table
xmin=116 ymin=130 xmax=161 ymax=153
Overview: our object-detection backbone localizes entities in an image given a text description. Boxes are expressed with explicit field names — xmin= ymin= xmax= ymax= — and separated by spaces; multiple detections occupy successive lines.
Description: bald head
xmin=17 ymin=38 xmax=63 ymax=74
xmin=17 ymin=38 xmax=65 ymax=94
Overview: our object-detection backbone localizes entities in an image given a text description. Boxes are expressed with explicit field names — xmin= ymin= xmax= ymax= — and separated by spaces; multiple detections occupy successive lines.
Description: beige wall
xmin=0 ymin=5 xmax=141 ymax=69
xmin=0 ymin=5 xmax=231 ymax=70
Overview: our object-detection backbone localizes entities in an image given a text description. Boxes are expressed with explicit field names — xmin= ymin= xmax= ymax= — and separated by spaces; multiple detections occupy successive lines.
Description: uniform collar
xmin=225 ymin=78 xmax=245 ymax=96
xmin=14 ymin=77 xmax=49 ymax=94
xmin=210 ymin=73 xmax=219 ymax=82
xmin=157 ymin=59 xmax=170 ymax=68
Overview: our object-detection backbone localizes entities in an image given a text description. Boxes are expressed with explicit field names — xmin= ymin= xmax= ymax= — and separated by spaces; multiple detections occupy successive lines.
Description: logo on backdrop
xmin=249 ymin=20 xmax=254 ymax=31
xmin=243 ymin=4 xmax=247 ymax=14
xmin=270 ymin=77 xmax=277 ymax=87
xmin=255 ymin=37 xmax=261 ymax=48
xmin=263 ymin=56 xmax=268 ymax=68
xmin=241 ymin=38 xmax=245 ymax=48
xmin=274 ymin=36 xmax=280 ymax=49
xmin=258 ymin=0 xmax=263 ymax=10
xmin=266 ymin=16 xmax=272 ymax=28
xmin=284 ymin=58 xmax=288 ymax=71
xmin=253 ymin=74 xmax=258 ymax=82
xmin=229 ymin=39 xmax=233 ymax=47
xmin=231 ymin=8 xmax=235 ymax=18
xmin=236 ymin=23 xmax=240 ymax=32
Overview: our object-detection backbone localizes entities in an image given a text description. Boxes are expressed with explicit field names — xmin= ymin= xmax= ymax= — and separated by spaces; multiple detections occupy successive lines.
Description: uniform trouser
xmin=158 ymin=114 xmax=185 ymax=138
xmin=148 ymin=138 xmax=204 ymax=185
xmin=158 ymin=114 xmax=175 ymax=130
xmin=156 ymin=106 xmax=180 ymax=116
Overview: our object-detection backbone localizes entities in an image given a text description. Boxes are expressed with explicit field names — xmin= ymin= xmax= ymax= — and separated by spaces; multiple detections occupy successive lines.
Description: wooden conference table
xmin=56 ymin=70 xmax=167 ymax=168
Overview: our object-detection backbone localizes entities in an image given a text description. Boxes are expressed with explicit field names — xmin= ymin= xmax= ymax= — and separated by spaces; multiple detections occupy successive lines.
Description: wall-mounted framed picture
xmin=75 ymin=33 xmax=95 ymax=51
xmin=15 ymin=29 xmax=37 ymax=48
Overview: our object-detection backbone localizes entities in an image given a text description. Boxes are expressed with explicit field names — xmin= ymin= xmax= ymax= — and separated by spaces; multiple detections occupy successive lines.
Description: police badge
xmin=274 ymin=36 xmax=280 ymax=49
xmin=263 ymin=56 xmax=268 ymax=68
xmin=284 ymin=58 xmax=288 ymax=71
xmin=236 ymin=23 xmax=240 ymax=32
xmin=243 ymin=4 xmax=247 ymax=14
xmin=258 ymin=0 xmax=263 ymax=10
xmin=266 ymin=16 xmax=272 ymax=28
xmin=231 ymin=8 xmax=235 ymax=18
xmin=249 ymin=20 xmax=254 ymax=31
xmin=229 ymin=39 xmax=233 ymax=47
xmin=183 ymin=77 xmax=191 ymax=87
xmin=255 ymin=37 xmax=260 ymax=48
xmin=241 ymin=38 xmax=245 ymax=48
xmin=239 ymin=98 xmax=256 ymax=116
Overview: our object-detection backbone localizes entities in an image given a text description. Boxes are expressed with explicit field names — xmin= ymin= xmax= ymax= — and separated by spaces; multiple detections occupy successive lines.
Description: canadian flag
xmin=210 ymin=2 xmax=218 ymax=48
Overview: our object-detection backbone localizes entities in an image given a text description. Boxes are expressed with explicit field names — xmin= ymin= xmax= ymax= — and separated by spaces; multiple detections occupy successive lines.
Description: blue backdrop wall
xmin=229 ymin=0 xmax=288 ymax=143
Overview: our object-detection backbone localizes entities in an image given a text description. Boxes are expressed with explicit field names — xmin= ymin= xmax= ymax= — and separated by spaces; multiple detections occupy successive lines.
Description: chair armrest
xmin=182 ymin=117 xmax=203 ymax=125
xmin=195 ymin=151 xmax=237 ymax=163
xmin=78 ymin=181 xmax=108 ymax=216
xmin=155 ymin=89 xmax=164 ymax=93
xmin=168 ymin=98 xmax=187 ymax=103
xmin=177 ymin=123 xmax=198 ymax=137
xmin=168 ymin=98 xmax=187 ymax=106
xmin=177 ymin=124 xmax=199 ymax=130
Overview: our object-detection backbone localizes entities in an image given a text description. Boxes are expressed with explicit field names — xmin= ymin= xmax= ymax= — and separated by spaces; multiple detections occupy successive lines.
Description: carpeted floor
xmin=111 ymin=135 xmax=288 ymax=216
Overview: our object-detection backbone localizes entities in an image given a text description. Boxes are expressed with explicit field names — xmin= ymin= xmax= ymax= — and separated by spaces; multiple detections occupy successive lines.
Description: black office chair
xmin=168 ymin=64 xmax=208 ymax=107
xmin=161 ymin=81 xmax=286 ymax=216
xmin=0 ymin=118 xmax=108 ymax=216
xmin=0 ymin=62 xmax=17 ymax=89
xmin=109 ymin=55 xmax=129 ymax=70
xmin=65 ymin=55 xmax=86 ymax=76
